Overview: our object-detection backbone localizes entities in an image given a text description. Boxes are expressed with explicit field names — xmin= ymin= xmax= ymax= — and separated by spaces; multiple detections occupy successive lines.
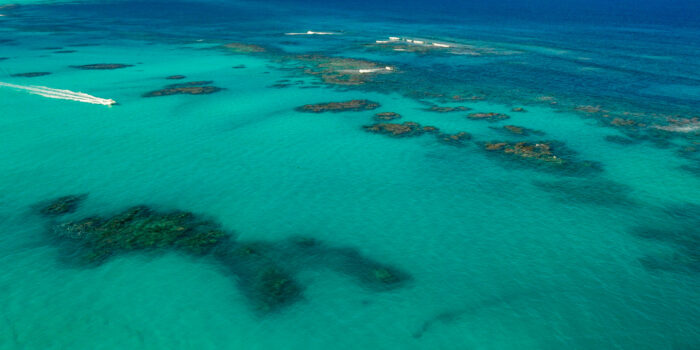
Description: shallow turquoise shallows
xmin=1 ymin=0 xmax=699 ymax=349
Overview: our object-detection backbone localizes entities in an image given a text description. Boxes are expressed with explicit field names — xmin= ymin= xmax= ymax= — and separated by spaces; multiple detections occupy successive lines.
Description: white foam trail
xmin=0 ymin=82 xmax=116 ymax=106
xmin=285 ymin=30 xmax=339 ymax=35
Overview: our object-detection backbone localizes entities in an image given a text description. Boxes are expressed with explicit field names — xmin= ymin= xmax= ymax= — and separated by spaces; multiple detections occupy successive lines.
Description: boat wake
xmin=0 ymin=82 xmax=116 ymax=106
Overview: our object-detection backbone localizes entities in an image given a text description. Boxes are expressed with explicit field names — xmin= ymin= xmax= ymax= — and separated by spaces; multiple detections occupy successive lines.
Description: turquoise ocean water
xmin=1 ymin=1 xmax=699 ymax=349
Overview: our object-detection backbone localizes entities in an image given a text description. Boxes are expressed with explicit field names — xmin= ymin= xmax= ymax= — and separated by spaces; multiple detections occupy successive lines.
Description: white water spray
xmin=0 ymin=82 xmax=116 ymax=106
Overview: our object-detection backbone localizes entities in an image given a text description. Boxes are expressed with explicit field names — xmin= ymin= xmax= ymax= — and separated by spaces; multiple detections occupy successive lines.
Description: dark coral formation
xmin=484 ymin=141 xmax=563 ymax=163
xmin=44 ymin=202 xmax=409 ymax=313
xmin=363 ymin=122 xmax=438 ymax=137
xmin=295 ymin=99 xmax=380 ymax=113
xmin=223 ymin=42 xmax=266 ymax=54
xmin=425 ymin=106 xmax=471 ymax=113
xmin=436 ymin=132 xmax=471 ymax=146
xmin=143 ymin=81 xmax=223 ymax=97
xmin=467 ymin=113 xmax=510 ymax=122
xmin=494 ymin=125 xmax=545 ymax=136
xmin=54 ymin=50 xmax=77 ymax=54
xmin=71 ymin=64 xmax=133 ymax=70
xmin=11 ymin=72 xmax=51 ymax=77
xmin=482 ymin=141 xmax=602 ymax=174
xmin=374 ymin=112 xmax=402 ymax=121
xmin=38 ymin=194 xmax=87 ymax=216
xmin=166 ymin=75 xmax=186 ymax=80
xmin=232 ymin=64 xmax=246 ymax=69
xmin=511 ymin=107 xmax=527 ymax=113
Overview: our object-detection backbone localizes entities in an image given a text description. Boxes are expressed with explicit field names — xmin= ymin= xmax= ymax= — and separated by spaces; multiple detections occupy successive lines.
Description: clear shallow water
xmin=1 ymin=1 xmax=699 ymax=349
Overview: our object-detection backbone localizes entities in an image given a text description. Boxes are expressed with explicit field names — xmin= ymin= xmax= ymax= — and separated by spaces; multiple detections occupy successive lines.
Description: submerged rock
xmin=166 ymin=75 xmax=186 ymax=80
xmin=295 ymin=99 xmax=380 ymax=113
xmin=374 ymin=112 xmax=402 ymax=121
xmin=511 ymin=107 xmax=527 ymax=113
xmin=363 ymin=121 xmax=437 ymax=137
xmin=71 ymin=64 xmax=133 ymax=70
xmin=38 ymin=194 xmax=87 ymax=216
xmin=468 ymin=113 xmax=510 ymax=122
xmin=11 ymin=72 xmax=51 ymax=77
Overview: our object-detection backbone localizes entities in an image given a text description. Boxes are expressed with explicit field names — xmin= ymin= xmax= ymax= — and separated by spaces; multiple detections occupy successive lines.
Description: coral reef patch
xmin=374 ymin=112 xmax=402 ymax=121
xmin=467 ymin=113 xmax=510 ymax=122
xmin=425 ymin=106 xmax=471 ymax=113
xmin=482 ymin=141 xmax=603 ymax=174
xmin=363 ymin=121 xmax=438 ymax=137
xmin=295 ymin=99 xmax=380 ymax=113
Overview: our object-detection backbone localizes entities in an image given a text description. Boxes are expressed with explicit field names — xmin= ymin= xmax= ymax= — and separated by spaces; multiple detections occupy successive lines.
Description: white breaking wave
xmin=0 ymin=82 xmax=116 ymax=106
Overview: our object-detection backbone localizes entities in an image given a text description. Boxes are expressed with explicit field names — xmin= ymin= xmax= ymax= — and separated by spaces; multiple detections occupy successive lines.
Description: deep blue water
xmin=0 ymin=1 xmax=699 ymax=349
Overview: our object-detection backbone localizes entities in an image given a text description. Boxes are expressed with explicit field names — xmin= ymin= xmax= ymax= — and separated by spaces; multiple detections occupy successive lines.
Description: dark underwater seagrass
xmin=46 ymin=203 xmax=409 ymax=312
xmin=38 ymin=194 xmax=88 ymax=216
xmin=143 ymin=81 xmax=223 ymax=97
xmin=11 ymin=72 xmax=51 ymax=77
xmin=71 ymin=63 xmax=133 ymax=70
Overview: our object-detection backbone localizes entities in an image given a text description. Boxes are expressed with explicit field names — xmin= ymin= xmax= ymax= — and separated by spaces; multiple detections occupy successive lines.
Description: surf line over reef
xmin=0 ymin=82 xmax=116 ymax=106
